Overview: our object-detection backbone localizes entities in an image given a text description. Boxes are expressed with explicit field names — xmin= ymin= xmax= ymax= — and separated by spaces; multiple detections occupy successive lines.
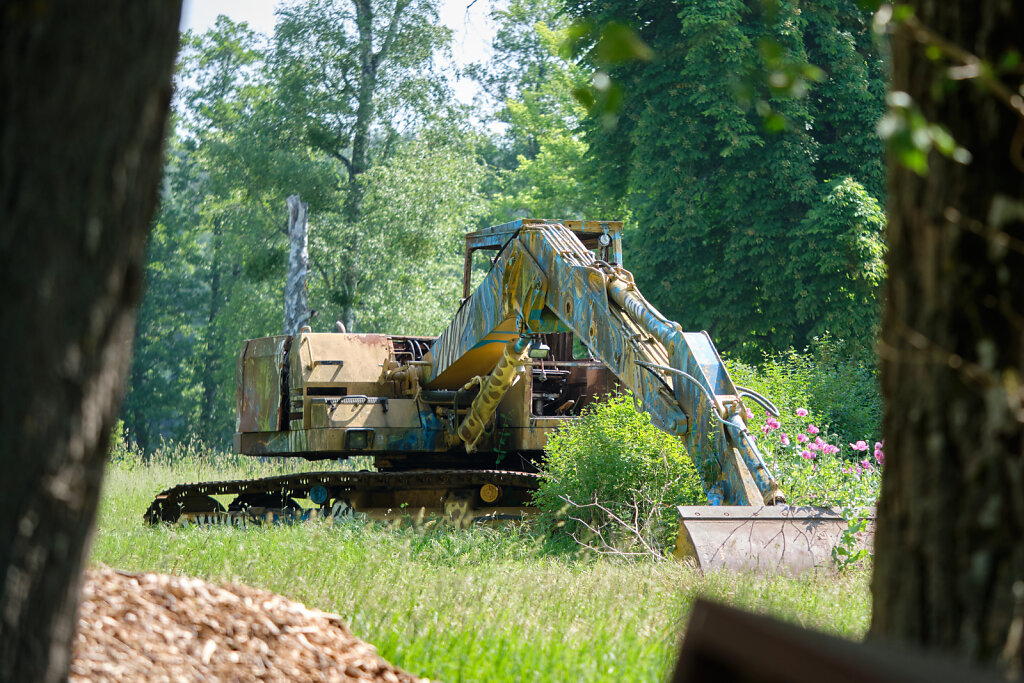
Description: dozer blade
xmin=674 ymin=506 xmax=874 ymax=574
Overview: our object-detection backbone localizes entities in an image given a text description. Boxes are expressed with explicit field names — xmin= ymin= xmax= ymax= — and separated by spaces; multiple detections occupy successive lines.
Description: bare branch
xmin=899 ymin=14 xmax=1024 ymax=121
xmin=310 ymin=254 xmax=336 ymax=292
xmin=328 ymin=149 xmax=354 ymax=176
xmin=558 ymin=495 xmax=666 ymax=561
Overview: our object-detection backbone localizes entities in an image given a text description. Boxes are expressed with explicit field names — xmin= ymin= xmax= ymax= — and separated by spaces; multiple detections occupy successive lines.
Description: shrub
xmin=108 ymin=419 xmax=145 ymax=467
xmin=727 ymin=334 xmax=882 ymax=446
xmin=534 ymin=394 xmax=705 ymax=558
xmin=801 ymin=335 xmax=882 ymax=445
xmin=751 ymin=409 xmax=883 ymax=509
xmin=752 ymin=408 xmax=883 ymax=569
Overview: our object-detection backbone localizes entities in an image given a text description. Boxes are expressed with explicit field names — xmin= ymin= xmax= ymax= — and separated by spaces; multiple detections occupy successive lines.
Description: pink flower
xmin=745 ymin=408 xmax=754 ymax=420
xmin=765 ymin=417 xmax=781 ymax=431
xmin=874 ymin=448 xmax=885 ymax=465
xmin=796 ymin=408 xmax=808 ymax=417
xmin=800 ymin=450 xmax=815 ymax=460
xmin=807 ymin=424 xmax=819 ymax=435
xmin=779 ymin=433 xmax=790 ymax=446
xmin=822 ymin=443 xmax=840 ymax=455
xmin=796 ymin=433 xmax=808 ymax=444
xmin=850 ymin=440 xmax=868 ymax=451
xmin=861 ymin=459 xmax=873 ymax=471
xmin=874 ymin=441 xmax=883 ymax=451
xmin=808 ymin=441 xmax=820 ymax=452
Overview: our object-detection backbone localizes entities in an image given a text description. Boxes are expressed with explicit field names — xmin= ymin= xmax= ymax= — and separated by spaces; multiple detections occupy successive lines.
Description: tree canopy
xmin=123 ymin=0 xmax=890 ymax=448
xmin=565 ymin=0 xmax=888 ymax=360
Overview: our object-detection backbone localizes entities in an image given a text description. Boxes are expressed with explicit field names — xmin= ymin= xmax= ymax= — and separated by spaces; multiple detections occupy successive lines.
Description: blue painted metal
xmin=422 ymin=220 xmax=782 ymax=505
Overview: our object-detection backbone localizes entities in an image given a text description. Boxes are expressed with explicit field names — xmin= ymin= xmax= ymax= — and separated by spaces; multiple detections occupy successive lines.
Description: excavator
xmin=145 ymin=219 xmax=860 ymax=572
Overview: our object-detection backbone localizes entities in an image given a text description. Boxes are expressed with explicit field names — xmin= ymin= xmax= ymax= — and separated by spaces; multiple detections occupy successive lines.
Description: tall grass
xmin=91 ymin=451 xmax=872 ymax=682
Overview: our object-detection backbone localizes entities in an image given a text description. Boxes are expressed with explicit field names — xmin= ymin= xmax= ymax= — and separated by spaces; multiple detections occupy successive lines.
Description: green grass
xmin=90 ymin=458 xmax=872 ymax=682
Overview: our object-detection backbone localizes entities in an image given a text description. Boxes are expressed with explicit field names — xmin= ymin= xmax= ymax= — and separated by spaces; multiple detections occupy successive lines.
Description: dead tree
xmin=284 ymin=194 xmax=311 ymax=335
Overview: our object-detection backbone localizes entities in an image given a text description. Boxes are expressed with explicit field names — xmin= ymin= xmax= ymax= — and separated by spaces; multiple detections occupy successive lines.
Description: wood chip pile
xmin=72 ymin=569 xmax=426 ymax=682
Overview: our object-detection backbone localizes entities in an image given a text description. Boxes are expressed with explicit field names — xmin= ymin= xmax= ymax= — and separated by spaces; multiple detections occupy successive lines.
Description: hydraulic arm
xmin=421 ymin=219 xmax=781 ymax=506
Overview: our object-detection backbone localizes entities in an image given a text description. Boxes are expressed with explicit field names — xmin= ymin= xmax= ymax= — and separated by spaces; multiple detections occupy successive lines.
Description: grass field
xmin=90 ymin=456 xmax=873 ymax=682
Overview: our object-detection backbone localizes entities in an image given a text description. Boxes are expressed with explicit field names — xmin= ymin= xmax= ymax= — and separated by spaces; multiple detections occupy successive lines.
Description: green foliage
xmin=123 ymin=5 xmax=485 ymax=447
xmin=564 ymin=0 xmax=888 ymax=360
xmin=534 ymin=395 xmax=704 ymax=555
xmin=787 ymin=178 xmax=886 ymax=356
xmin=755 ymin=414 xmax=881 ymax=510
xmin=270 ymin=0 xmax=454 ymax=172
xmin=350 ymin=131 xmax=487 ymax=335
xmin=473 ymin=0 xmax=624 ymax=223
xmin=749 ymin=405 xmax=881 ymax=570
xmin=562 ymin=20 xmax=653 ymax=126
xmin=727 ymin=335 xmax=882 ymax=446
xmin=726 ymin=339 xmax=882 ymax=570
xmin=877 ymin=90 xmax=973 ymax=175
xmin=466 ymin=0 xmax=566 ymax=110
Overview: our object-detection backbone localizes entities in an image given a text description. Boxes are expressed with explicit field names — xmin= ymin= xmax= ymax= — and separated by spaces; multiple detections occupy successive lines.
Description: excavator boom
xmin=423 ymin=219 xmax=779 ymax=506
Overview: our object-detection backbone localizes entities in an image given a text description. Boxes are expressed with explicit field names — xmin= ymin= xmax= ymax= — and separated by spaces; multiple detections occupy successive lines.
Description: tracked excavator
xmin=146 ymin=219 xmax=861 ymax=572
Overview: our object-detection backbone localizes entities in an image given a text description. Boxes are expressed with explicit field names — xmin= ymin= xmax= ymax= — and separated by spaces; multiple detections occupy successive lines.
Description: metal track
xmin=144 ymin=469 xmax=540 ymax=525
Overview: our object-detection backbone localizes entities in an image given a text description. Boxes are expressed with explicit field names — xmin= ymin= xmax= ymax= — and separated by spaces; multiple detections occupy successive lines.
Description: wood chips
xmin=72 ymin=569 xmax=426 ymax=682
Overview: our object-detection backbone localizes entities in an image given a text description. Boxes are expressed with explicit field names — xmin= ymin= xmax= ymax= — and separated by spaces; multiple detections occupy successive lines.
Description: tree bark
xmin=0 ymin=2 xmax=181 ymax=680
xmin=345 ymin=0 xmax=379 ymax=224
xmin=343 ymin=0 xmax=412 ymax=224
xmin=871 ymin=1 xmax=1024 ymax=676
xmin=284 ymin=194 xmax=311 ymax=334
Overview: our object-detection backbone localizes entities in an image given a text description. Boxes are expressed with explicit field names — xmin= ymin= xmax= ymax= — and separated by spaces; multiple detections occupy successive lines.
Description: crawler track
xmin=145 ymin=469 xmax=541 ymax=525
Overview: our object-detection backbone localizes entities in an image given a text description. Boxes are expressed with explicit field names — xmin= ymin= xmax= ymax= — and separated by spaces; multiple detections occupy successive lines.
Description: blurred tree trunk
xmin=0 ymin=2 xmax=181 ymax=681
xmin=871 ymin=0 xmax=1024 ymax=676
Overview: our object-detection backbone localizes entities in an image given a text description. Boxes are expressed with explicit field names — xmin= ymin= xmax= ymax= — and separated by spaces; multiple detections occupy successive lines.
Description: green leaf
xmin=594 ymin=22 xmax=654 ymax=64
xmin=571 ymin=86 xmax=595 ymax=108
xmin=893 ymin=5 xmax=916 ymax=22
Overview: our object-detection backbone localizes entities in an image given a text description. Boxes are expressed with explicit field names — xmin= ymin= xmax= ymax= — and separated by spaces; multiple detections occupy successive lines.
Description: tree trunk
xmin=345 ymin=0 xmax=379 ymax=224
xmin=284 ymin=195 xmax=311 ymax=334
xmin=871 ymin=1 xmax=1024 ymax=676
xmin=0 ymin=2 xmax=180 ymax=681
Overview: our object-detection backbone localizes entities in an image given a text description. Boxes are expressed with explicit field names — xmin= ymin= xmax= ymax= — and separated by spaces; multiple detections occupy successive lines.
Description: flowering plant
xmin=746 ymin=406 xmax=883 ymax=569
xmin=748 ymin=406 xmax=882 ymax=508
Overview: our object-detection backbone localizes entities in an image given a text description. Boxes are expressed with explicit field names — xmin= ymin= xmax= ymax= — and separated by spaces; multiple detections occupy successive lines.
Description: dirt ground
xmin=72 ymin=568 xmax=426 ymax=682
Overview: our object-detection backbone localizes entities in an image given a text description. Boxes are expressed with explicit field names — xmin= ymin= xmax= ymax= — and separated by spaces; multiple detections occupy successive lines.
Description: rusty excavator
xmin=146 ymin=219 xmax=857 ymax=572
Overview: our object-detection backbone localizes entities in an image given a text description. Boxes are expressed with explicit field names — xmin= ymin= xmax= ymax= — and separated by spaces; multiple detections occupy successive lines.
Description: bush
xmin=752 ymin=408 xmax=883 ymax=569
xmin=726 ymin=336 xmax=883 ymax=509
xmin=751 ymin=408 xmax=883 ymax=509
xmin=725 ymin=340 xmax=883 ymax=569
xmin=533 ymin=394 xmax=705 ymax=557
xmin=727 ymin=334 xmax=882 ymax=447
